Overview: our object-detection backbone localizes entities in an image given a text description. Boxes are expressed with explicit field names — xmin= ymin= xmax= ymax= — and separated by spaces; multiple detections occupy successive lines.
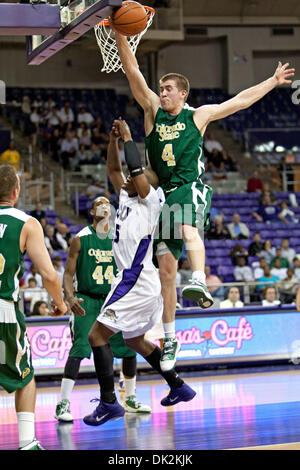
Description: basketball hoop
xmin=94 ymin=6 xmax=155 ymax=73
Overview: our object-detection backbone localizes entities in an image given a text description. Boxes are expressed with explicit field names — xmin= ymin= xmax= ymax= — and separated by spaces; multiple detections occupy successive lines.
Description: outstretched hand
xmin=50 ymin=300 xmax=70 ymax=317
xmin=113 ymin=117 xmax=132 ymax=142
xmin=273 ymin=61 xmax=295 ymax=86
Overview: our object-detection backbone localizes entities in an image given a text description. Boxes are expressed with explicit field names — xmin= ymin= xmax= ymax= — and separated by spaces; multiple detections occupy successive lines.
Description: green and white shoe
xmin=55 ymin=399 xmax=74 ymax=422
xmin=19 ymin=438 xmax=45 ymax=450
xmin=160 ymin=337 xmax=181 ymax=372
xmin=182 ymin=280 xmax=214 ymax=308
xmin=124 ymin=396 xmax=151 ymax=414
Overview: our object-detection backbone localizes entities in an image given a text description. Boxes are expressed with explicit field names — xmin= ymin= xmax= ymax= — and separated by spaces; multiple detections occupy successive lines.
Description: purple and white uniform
xmin=97 ymin=186 xmax=163 ymax=339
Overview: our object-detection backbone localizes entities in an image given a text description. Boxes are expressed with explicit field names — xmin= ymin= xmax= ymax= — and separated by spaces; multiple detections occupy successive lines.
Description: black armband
xmin=124 ymin=140 xmax=144 ymax=177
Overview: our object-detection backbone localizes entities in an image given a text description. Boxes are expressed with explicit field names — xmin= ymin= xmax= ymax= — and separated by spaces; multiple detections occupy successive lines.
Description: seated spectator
xmin=257 ymin=265 xmax=280 ymax=292
xmin=44 ymin=224 xmax=66 ymax=254
xmin=55 ymin=223 xmax=71 ymax=250
xmin=293 ymin=257 xmax=300 ymax=280
xmin=79 ymin=129 xmax=92 ymax=148
xmin=178 ymin=258 xmax=192 ymax=285
xmin=24 ymin=278 xmax=48 ymax=312
xmin=233 ymin=256 xmax=254 ymax=282
xmin=52 ymin=255 xmax=65 ymax=284
xmin=221 ymin=151 xmax=238 ymax=172
xmin=204 ymin=265 xmax=224 ymax=300
xmin=253 ymin=257 xmax=268 ymax=280
xmin=1 ymin=141 xmax=21 ymax=170
xmin=270 ymin=257 xmax=288 ymax=280
xmin=86 ymin=179 xmax=105 ymax=198
xmin=252 ymin=194 xmax=285 ymax=224
xmin=77 ymin=107 xmax=95 ymax=127
xmin=44 ymin=96 xmax=56 ymax=110
xmin=60 ymin=131 xmax=79 ymax=169
xmin=89 ymin=143 xmax=103 ymax=164
xmin=279 ymin=267 xmax=298 ymax=304
xmin=227 ymin=213 xmax=250 ymax=240
xmin=21 ymin=95 xmax=31 ymax=115
xmin=31 ymin=300 xmax=50 ymax=317
xmin=262 ymin=286 xmax=280 ymax=307
xmin=45 ymin=105 xmax=62 ymax=128
xmin=204 ymin=131 xmax=223 ymax=156
xmin=278 ymin=201 xmax=298 ymax=224
xmin=270 ymin=248 xmax=289 ymax=269
xmin=259 ymin=240 xmax=276 ymax=264
xmin=30 ymin=201 xmax=46 ymax=223
xmin=207 ymin=215 xmax=230 ymax=240
xmin=259 ymin=182 xmax=278 ymax=205
xmin=59 ymin=100 xmax=74 ymax=125
xmin=281 ymin=238 xmax=296 ymax=264
xmin=209 ymin=207 xmax=224 ymax=224
xmin=49 ymin=127 xmax=63 ymax=162
xmin=248 ymin=232 xmax=263 ymax=257
xmin=247 ymin=170 xmax=263 ymax=193
xmin=77 ymin=122 xmax=91 ymax=139
xmin=230 ymin=243 xmax=248 ymax=266
xmin=24 ymin=264 xmax=43 ymax=288
xmin=220 ymin=286 xmax=244 ymax=309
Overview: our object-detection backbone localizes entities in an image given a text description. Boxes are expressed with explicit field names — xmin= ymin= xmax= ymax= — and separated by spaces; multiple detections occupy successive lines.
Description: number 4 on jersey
xmin=162 ymin=143 xmax=176 ymax=167
xmin=92 ymin=265 xmax=114 ymax=285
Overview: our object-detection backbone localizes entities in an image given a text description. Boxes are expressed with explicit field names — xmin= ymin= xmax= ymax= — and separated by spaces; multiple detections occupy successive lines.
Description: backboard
xmin=26 ymin=0 xmax=122 ymax=65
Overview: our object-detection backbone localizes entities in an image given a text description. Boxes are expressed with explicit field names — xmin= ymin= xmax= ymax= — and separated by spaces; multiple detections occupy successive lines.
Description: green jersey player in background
xmin=0 ymin=164 xmax=68 ymax=450
xmin=115 ymin=27 xmax=295 ymax=371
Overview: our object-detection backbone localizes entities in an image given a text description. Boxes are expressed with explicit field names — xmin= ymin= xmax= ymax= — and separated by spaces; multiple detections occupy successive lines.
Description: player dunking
xmin=0 ymin=164 xmax=68 ymax=450
xmin=114 ymin=29 xmax=295 ymax=370
xmin=83 ymin=118 xmax=196 ymax=426
xmin=55 ymin=194 xmax=150 ymax=422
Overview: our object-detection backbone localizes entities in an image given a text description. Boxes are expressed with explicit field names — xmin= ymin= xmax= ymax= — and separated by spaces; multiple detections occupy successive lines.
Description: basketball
xmin=111 ymin=1 xmax=148 ymax=37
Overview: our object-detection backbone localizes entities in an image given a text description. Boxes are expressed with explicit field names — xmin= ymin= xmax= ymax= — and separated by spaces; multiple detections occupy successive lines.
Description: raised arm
xmin=107 ymin=123 xmax=126 ymax=194
xmin=194 ymin=62 xmax=295 ymax=134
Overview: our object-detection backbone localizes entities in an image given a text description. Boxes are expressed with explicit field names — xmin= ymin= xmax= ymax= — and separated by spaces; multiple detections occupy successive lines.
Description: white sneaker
xmin=160 ymin=337 xmax=181 ymax=372
xmin=124 ymin=396 xmax=151 ymax=413
xmin=55 ymin=399 xmax=74 ymax=422
xmin=19 ymin=438 xmax=45 ymax=450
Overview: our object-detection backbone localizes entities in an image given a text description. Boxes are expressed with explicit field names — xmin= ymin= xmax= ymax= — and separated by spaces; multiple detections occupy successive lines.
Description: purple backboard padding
xmin=0 ymin=4 xmax=60 ymax=35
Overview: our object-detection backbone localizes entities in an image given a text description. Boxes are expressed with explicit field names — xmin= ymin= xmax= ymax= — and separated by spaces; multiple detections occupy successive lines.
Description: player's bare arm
xmin=20 ymin=217 xmax=68 ymax=316
xmin=107 ymin=122 xmax=126 ymax=194
xmin=194 ymin=61 xmax=295 ymax=135
xmin=63 ymin=236 xmax=85 ymax=317
xmin=116 ymin=118 xmax=150 ymax=199
xmin=114 ymin=30 xmax=160 ymax=134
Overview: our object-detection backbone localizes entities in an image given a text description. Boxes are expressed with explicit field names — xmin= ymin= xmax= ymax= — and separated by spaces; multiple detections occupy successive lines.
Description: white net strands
xmin=94 ymin=7 xmax=155 ymax=73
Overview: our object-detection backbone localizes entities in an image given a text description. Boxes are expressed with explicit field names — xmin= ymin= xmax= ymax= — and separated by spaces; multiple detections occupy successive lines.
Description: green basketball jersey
xmin=145 ymin=106 xmax=205 ymax=193
xmin=0 ymin=207 xmax=30 ymax=302
xmin=75 ymin=225 xmax=117 ymax=296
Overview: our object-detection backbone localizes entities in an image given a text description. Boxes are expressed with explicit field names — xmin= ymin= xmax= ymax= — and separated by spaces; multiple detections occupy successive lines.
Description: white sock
xmin=163 ymin=321 xmax=176 ymax=339
xmin=192 ymin=270 xmax=206 ymax=284
xmin=60 ymin=378 xmax=75 ymax=401
xmin=124 ymin=377 xmax=136 ymax=398
xmin=17 ymin=412 xmax=35 ymax=448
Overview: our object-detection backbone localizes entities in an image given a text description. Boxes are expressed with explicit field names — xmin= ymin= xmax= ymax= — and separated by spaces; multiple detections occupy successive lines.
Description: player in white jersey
xmin=83 ymin=119 xmax=196 ymax=426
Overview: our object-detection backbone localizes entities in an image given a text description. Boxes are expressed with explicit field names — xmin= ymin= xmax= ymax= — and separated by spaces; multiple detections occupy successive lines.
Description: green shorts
xmin=0 ymin=300 xmax=34 ymax=393
xmin=154 ymin=181 xmax=213 ymax=261
xmin=69 ymin=293 xmax=136 ymax=359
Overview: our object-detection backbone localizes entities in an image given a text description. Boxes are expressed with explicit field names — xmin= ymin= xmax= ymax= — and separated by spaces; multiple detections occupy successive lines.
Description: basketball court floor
xmin=1 ymin=365 xmax=300 ymax=451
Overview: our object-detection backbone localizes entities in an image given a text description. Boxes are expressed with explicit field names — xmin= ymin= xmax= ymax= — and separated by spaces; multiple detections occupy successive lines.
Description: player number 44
xmin=162 ymin=143 xmax=176 ymax=167
xmin=92 ymin=265 xmax=114 ymax=285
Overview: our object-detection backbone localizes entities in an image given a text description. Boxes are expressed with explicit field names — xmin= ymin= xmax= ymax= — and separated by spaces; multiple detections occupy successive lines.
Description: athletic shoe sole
xmin=182 ymin=285 xmax=214 ymax=308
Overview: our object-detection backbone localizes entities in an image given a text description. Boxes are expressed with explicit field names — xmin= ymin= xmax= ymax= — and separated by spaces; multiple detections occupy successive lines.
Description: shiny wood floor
xmin=1 ymin=367 xmax=300 ymax=450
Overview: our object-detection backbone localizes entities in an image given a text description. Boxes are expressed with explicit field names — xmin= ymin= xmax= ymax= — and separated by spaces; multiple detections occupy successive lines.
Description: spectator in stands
xmin=279 ymin=267 xmax=298 ymax=304
xmin=21 ymin=95 xmax=31 ymax=115
xmin=55 ymin=222 xmax=71 ymax=250
xmin=230 ymin=243 xmax=248 ymax=266
xmin=44 ymin=224 xmax=66 ymax=254
xmin=77 ymin=122 xmax=91 ymax=139
xmin=89 ymin=142 xmax=103 ymax=164
xmin=248 ymin=232 xmax=263 ymax=257
xmin=257 ymin=265 xmax=280 ymax=292
xmin=30 ymin=201 xmax=46 ymax=224
xmin=259 ymin=182 xmax=278 ymax=205
xmin=92 ymin=117 xmax=109 ymax=144
xmin=270 ymin=257 xmax=288 ymax=280
xmin=207 ymin=215 xmax=230 ymax=240
xmin=221 ymin=151 xmax=238 ymax=172
xmin=60 ymin=130 xmax=79 ymax=169
xmin=52 ymin=255 xmax=65 ymax=284
xmin=24 ymin=277 xmax=48 ymax=313
xmin=252 ymin=194 xmax=285 ymax=224
xmin=77 ymin=107 xmax=95 ymax=127
xmin=233 ymin=256 xmax=254 ymax=283
xmin=262 ymin=286 xmax=280 ymax=307
xmin=227 ymin=213 xmax=250 ymax=240
xmin=278 ymin=200 xmax=298 ymax=223
xmin=220 ymin=286 xmax=244 ymax=309
xmin=204 ymin=265 xmax=224 ymax=300
xmin=270 ymin=248 xmax=289 ymax=269
xmin=24 ymin=264 xmax=43 ymax=288
xmin=45 ymin=105 xmax=62 ymax=129
xmin=211 ymin=163 xmax=227 ymax=180
xmin=293 ymin=257 xmax=300 ymax=280
xmin=44 ymin=96 xmax=56 ymax=110
xmin=204 ymin=131 xmax=223 ymax=156
xmin=49 ymin=127 xmax=62 ymax=162
xmin=281 ymin=238 xmax=296 ymax=264
xmin=253 ymin=257 xmax=268 ymax=280
xmin=247 ymin=170 xmax=263 ymax=193
xmin=31 ymin=300 xmax=50 ymax=317
xmin=79 ymin=129 xmax=92 ymax=148
xmin=59 ymin=100 xmax=74 ymax=126
xmin=259 ymin=240 xmax=276 ymax=264
xmin=209 ymin=207 xmax=224 ymax=224
xmin=178 ymin=258 xmax=192 ymax=285
xmin=1 ymin=141 xmax=21 ymax=170
xmin=86 ymin=179 xmax=105 ymax=199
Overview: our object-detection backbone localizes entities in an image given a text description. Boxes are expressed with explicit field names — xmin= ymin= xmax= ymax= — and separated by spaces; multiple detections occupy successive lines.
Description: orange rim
xmin=98 ymin=5 xmax=155 ymax=27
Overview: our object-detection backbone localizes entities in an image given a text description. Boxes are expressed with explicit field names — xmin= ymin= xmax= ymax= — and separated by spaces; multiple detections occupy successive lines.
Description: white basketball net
xmin=94 ymin=7 xmax=155 ymax=73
